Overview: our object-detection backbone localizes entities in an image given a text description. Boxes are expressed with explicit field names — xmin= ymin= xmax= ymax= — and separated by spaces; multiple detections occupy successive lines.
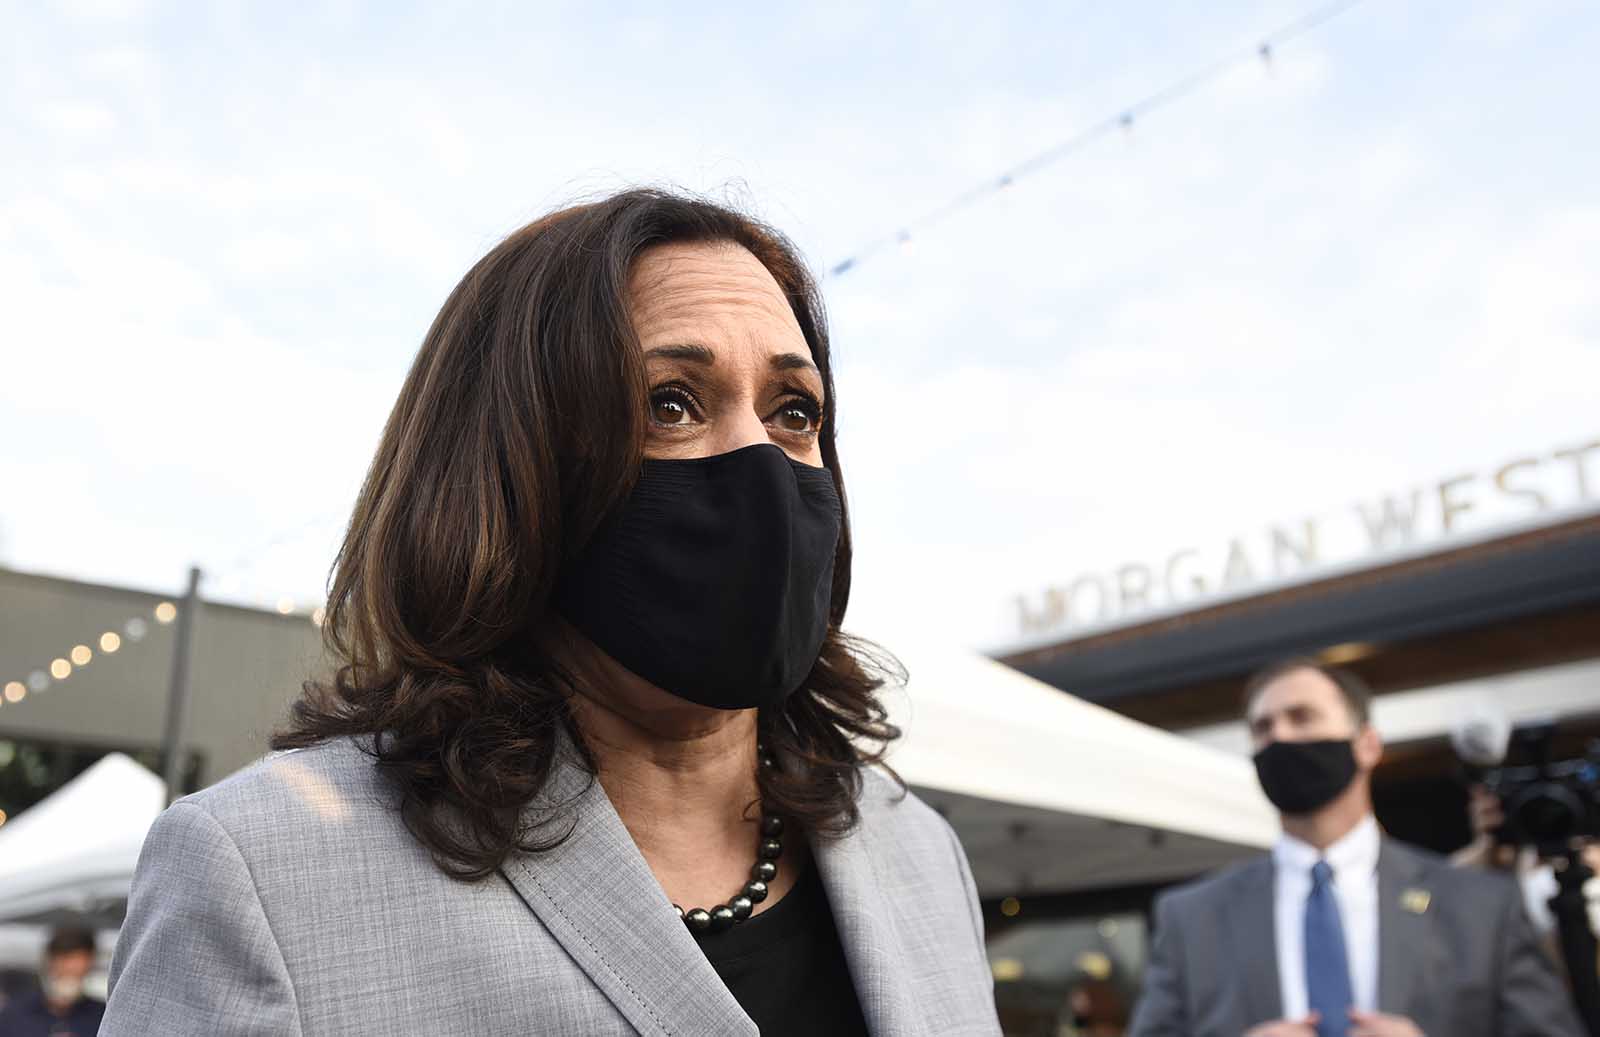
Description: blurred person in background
xmin=1060 ymin=977 xmax=1129 ymax=1036
xmin=100 ymin=190 xmax=1000 ymax=1035
xmin=0 ymin=925 xmax=104 ymax=1037
xmin=1129 ymin=658 xmax=1580 ymax=1037
xmin=1453 ymin=783 xmax=1600 ymax=980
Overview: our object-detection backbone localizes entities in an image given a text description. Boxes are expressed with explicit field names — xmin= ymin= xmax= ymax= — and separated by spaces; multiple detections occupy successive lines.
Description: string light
xmin=7 ymin=603 xmax=166 ymax=711
xmin=6 ymin=588 xmax=325 ymax=716
xmin=827 ymin=0 xmax=1370 ymax=278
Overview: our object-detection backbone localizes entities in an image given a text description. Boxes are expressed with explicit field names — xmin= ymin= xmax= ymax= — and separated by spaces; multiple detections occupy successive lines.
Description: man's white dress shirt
xmin=1273 ymin=814 xmax=1381 ymax=1020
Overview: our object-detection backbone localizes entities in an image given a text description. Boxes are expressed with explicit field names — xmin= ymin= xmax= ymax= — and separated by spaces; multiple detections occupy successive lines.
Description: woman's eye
xmin=650 ymin=390 xmax=695 ymax=426
xmin=772 ymin=398 xmax=822 ymax=435
xmin=777 ymin=406 xmax=814 ymax=433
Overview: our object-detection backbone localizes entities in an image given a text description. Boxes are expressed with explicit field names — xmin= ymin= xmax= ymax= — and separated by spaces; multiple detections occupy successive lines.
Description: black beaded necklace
xmin=673 ymin=743 xmax=783 ymax=934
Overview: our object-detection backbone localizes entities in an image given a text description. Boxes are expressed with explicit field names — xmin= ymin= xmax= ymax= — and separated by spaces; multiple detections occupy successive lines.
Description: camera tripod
xmin=1551 ymin=848 xmax=1600 ymax=1037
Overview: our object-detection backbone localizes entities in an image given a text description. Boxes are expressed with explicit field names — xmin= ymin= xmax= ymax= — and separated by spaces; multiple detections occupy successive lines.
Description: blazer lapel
xmin=499 ymin=746 xmax=755 ymax=1037
xmin=1377 ymin=839 xmax=1430 ymax=1019
xmin=811 ymin=819 xmax=923 ymax=1037
xmin=1225 ymin=857 xmax=1283 ymax=1025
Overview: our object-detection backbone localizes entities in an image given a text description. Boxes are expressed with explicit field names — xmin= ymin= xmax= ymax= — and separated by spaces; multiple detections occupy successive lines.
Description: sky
xmin=3 ymin=0 xmax=1598 ymax=653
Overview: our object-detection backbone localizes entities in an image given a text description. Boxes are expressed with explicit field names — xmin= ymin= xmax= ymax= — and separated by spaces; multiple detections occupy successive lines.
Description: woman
xmin=102 ymin=190 xmax=1000 ymax=1036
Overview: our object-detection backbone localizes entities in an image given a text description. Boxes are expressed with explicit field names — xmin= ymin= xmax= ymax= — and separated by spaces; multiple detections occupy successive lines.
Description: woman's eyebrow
xmin=644 ymin=344 xmax=818 ymax=376
xmin=771 ymin=351 xmax=819 ymax=374
xmin=645 ymin=344 xmax=715 ymax=364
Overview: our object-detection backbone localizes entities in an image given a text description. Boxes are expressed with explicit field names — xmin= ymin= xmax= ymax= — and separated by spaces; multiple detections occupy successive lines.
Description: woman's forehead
xmin=628 ymin=242 xmax=804 ymax=346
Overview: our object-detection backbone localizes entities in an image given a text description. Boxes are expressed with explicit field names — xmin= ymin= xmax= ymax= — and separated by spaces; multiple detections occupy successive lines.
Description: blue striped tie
xmin=1306 ymin=860 xmax=1353 ymax=1037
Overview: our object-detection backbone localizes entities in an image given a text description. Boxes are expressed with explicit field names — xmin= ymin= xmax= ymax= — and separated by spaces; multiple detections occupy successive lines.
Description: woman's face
xmin=628 ymin=242 xmax=826 ymax=468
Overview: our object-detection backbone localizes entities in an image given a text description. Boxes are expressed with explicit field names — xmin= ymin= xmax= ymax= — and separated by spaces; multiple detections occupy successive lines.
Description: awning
xmin=879 ymin=637 xmax=1277 ymax=897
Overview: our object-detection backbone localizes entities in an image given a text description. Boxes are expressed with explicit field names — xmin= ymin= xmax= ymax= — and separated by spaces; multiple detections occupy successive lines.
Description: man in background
xmin=0 ymin=925 xmax=105 ymax=1037
xmin=1455 ymin=783 xmax=1600 ymax=983
xmin=1128 ymin=658 xmax=1580 ymax=1037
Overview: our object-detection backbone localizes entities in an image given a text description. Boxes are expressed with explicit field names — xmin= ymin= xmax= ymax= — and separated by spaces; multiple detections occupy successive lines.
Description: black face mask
xmin=557 ymin=443 xmax=841 ymax=711
xmin=1252 ymin=739 xmax=1359 ymax=815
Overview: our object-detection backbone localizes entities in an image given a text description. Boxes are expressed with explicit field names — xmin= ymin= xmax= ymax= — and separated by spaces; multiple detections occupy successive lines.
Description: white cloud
xmin=35 ymin=100 xmax=119 ymax=135
xmin=56 ymin=0 xmax=151 ymax=24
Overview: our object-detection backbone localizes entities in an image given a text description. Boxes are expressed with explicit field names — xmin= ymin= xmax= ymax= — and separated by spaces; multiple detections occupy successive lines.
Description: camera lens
xmin=1509 ymin=781 xmax=1585 ymax=846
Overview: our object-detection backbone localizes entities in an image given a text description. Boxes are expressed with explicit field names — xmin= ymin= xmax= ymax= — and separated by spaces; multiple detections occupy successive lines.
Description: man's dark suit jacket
xmin=1128 ymin=837 xmax=1583 ymax=1036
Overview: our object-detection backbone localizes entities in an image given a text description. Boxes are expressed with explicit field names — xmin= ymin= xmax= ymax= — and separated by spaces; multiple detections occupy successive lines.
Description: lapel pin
xmin=1400 ymin=888 xmax=1431 ymax=915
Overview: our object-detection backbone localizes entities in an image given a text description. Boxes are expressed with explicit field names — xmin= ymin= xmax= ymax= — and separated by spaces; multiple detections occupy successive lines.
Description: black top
xmin=0 ymin=991 xmax=106 ymax=1037
xmin=691 ymin=863 xmax=870 ymax=1036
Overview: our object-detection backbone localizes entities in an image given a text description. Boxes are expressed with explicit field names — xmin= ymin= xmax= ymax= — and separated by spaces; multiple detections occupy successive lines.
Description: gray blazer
xmin=1128 ymin=838 xmax=1583 ymax=1037
xmin=102 ymin=736 xmax=1001 ymax=1036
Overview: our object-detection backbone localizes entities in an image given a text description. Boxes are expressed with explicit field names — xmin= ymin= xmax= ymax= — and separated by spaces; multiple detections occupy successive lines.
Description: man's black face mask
xmin=1252 ymin=738 xmax=1359 ymax=815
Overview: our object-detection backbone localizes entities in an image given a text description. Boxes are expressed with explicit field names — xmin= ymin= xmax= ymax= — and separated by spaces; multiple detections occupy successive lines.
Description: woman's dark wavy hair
xmin=273 ymin=189 xmax=903 ymax=881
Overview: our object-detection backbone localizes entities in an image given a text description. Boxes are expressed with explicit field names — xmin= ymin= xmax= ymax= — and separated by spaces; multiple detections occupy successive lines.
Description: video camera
xmin=1454 ymin=712 xmax=1600 ymax=1035
xmin=1480 ymin=722 xmax=1600 ymax=856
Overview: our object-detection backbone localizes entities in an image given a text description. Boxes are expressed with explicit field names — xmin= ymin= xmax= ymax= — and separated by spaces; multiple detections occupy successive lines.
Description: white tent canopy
xmin=0 ymin=753 xmax=166 ymax=924
xmin=879 ymin=637 xmax=1278 ymax=897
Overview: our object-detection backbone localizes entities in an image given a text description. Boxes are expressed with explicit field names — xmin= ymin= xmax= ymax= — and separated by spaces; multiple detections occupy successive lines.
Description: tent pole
xmin=159 ymin=567 xmax=203 ymax=805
